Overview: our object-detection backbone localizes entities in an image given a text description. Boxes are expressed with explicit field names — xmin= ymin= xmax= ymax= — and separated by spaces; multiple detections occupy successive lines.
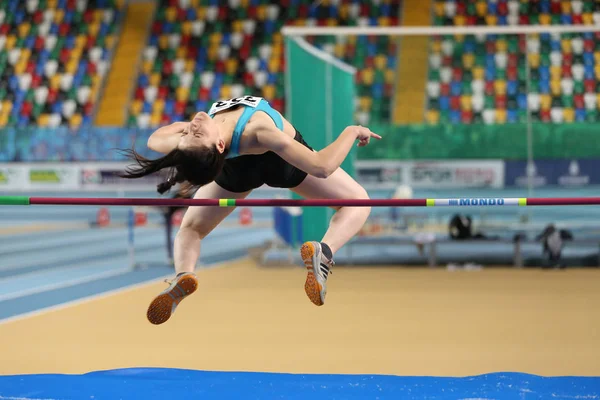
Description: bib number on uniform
xmin=209 ymin=96 xmax=263 ymax=115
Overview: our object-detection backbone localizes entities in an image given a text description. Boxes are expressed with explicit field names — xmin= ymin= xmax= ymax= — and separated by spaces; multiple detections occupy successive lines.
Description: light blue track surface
xmin=1 ymin=188 xmax=599 ymax=399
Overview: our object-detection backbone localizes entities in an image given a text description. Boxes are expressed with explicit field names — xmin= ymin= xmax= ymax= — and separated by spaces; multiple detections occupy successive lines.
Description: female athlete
xmin=121 ymin=95 xmax=381 ymax=325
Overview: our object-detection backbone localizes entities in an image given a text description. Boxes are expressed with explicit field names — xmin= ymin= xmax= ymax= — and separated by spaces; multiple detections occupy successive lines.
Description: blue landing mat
xmin=1 ymin=368 xmax=599 ymax=400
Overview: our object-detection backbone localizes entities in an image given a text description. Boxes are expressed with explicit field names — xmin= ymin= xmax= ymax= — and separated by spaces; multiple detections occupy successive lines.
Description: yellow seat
xmin=182 ymin=22 xmax=192 ymax=35
xmin=48 ymin=0 xmax=57 ymax=8
xmin=176 ymin=87 xmax=189 ymax=102
xmin=196 ymin=6 xmax=206 ymax=20
xmin=69 ymin=113 xmax=82 ymax=129
xmin=176 ymin=46 xmax=187 ymax=59
xmin=232 ymin=20 xmax=243 ymax=33
xmin=561 ymin=1 xmax=571 ymax=14
xmin=256 ymin=5 xmax=267 ymax=20
xmin=18 ymin=23 xmax=30 ymax=38
xmin=185 ymin=59 xmax=196 ymax=72
xmin=272 ymin=43 xmax=282 ymax=57
xmin=431 ymin=39 xmax=442 ymax=54
xmin=2 ymin=101 xmax=12 ymax=114
xmin=142 ymin=60 xmax=153 ymax=75
xmin=550 ymin=66 xmax=562 ymax=81
xmin=0 ymin=114 xmax=8 ymax=127
xmin=334 ymin=43 xmax=345 ymax=59
xmin=594 ymin=52 xmax=600 ymax=65
xmin=476 ymin=1 xmax=488 ymax=16
xmin=150 ymin=73 xmax=161 ymax=87
xmin=528 ymin=53 xmax=540 ymax=68
xmin=90 ymin=86 xmax=98 ymax=101
xmin=495 ymin=80 xmax=507 ymax=95
xmin=165 ymin=7 xmax=177 ymax=23
xmin=207 ymin=46 xmax=218 ymax=61
xmin=240 ymin=0 xmax=249 ymax=6
xmin=327 ymin=18 xmax=338 ymax=27
xmin=5 ymin=35 xmax=16 ymax=50
xmin=150 ymin=112 xmax=162 ymax=126
xmin=14 ymin=62 xmax=26 ymax=75
xmin=596 ymin=94 xmax=600 ymax=109
xmin=76 ymin=35 xmax=87 ymax=49
xmin=130 ymin=100 xmax=143 ymax=115
xmin=495 ymin=109 xmax=507 ymax=123
xmin=268 ymin=58 xmax=280 ymax=74
xmin=563 ymin=108 xmax=575 ymax=122
xmin=496 ymin=39 xmax=507 ymax=52
xmin=339 ymin=4 xmax=350 ymax=19
xmin=540 ymin=94 xmax=551 ymax=110
xmin=158 ymin=35 xmax=168 ymax=50
xmin=37 ymin=114 xmax=50 ymax=127
xmin=561 ymin=39 xmax=572 ymax=54
xmin=485 ymin=14 xmax=497 ymax=25
xmin=190 ymin=0 xmax=199 ymax=6
xmin=106 ymin=36 xmax=115 ymax=50
xmin=154 ymin=99 xmax=165 ymax=113
xmin=473 ymin=67 xmax=484 ymax=80
xmin=66 ymin=60 xmax=78 ymax=74
xmin=426 ymin=110 xmax=440 ymax=124
xmin=49 ymin=75 xmax=61 ymax=89
xmin=374 ymin=54 xmax=387 ymax=71
xmin=94 ymin=9 xmax=103 ymax=23
xmin=88 ymin=23 xmax=99 ymax=37
xmin=54 ymin=9 xmax=64 ymax=23
xmin=226 ymin=59 xmax=238 ymax=75
xmin=594 ymin=64 xmax=600 ymax=80
xmin=539 ymin=14 xmax=551 ymax=25
xmin=209 ymin=33 xmax=222 ymax=46
xmin=454 ymin=15 xmax=466 ymax=26
xmin=361 ymin=69 xmax=374 ymax=85
xmin=462 ymin=53 xmax=475 ymax=69
xmin=583 ymin=13 xmax=593 ymax=25
xmin=359 ymin=96 xmax=372 ymax=111
xmin=262 ymin=84 xmax=275 ymax=100
xmin=434 ymin=1 xmax=445 ymax=16
xmin=220 ymin=85 xmax=232 ymax=99
xmin=385 ymin=69 xmax=395 ymax=84
xmin=550 ymin=79 xmax=561 ymax=96
xmin=460 ymin=95 xmax=472 ymax=111
xmin=378 ymin=17 xmax=390 ymax=26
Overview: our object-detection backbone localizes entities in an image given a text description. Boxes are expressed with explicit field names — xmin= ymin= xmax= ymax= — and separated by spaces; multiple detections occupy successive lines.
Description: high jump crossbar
xmin=1 ymin=196 xmax=600 ymax=207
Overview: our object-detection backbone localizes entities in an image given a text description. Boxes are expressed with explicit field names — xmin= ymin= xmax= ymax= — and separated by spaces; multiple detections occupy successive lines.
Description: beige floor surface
xmin=0 ymin=259 xmax=599 ymax=377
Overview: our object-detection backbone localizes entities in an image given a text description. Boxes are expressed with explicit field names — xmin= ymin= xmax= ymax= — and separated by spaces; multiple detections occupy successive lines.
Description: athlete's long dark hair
xmin=119 ymin=145 xmax=226 ymax=194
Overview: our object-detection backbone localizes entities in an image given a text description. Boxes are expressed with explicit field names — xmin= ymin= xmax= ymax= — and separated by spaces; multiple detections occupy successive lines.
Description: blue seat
xmin=50 ymin=23 xmax=59 ymax=35
xmin=186 ymin=8 xmax=196 ymax=20
xmin=267 ymin=73 xmax=278 ymax=85
xmin=485 ymin=67 xmax=496 ymax=81
xmin=137 ymin=74 xmax=149 ymax=87
xmin=539 ymin=66 xmax=550 ymax=81
xmin=450 ymin=81 xmax=462 ymax=96
xmin=507 ymin=80 xmax=518 ymax=96
xmin=497 ymin=15 xmax=507 ymax=25
xmin=52 ymin=101 xmax=62 ymax=114
xmin=561 ymin=15 xmax=572 ymax=24
xmin=258 ymin=59 xmax=268 ymax=71
xmin=195 ymin=100 xmax=207 ymax=110
xmin=575 ymin=108 xmax=587 ymax=121
xmin=143 ymin=102 xmax=152 ymax=113
xmin=149 ymin=36 xmax=158 ymax=47
xmin=210 ymin=85 xmax=220 ymax=100
xmin=64 ymin=10 xmax=73 ymax=23
xmin=507 ymin=109 xmax=518 ymax=122
xmin=551 ymin=40 xmax=561 ymax=52
xmin=450 ymin=110 xmax=461 ymax=123
xmin=583 ymin=53 xmax=594 ymax=66
xmin=14 ymin=10 xmax=24 ymax=25
xmin=538 ymin=80 xmax=550 ymax=94
xmin=488 ymin=2 xmax=497 ymax=14
xmin=517 ymin=93 xmax=527 ymax=109
xmin=164 ymin=99 xmax=174 ymax=115
xmin=439 ymin=96 xmax=450 ymax=110
xmin=464 ymin=40 xmax=475 ymax=53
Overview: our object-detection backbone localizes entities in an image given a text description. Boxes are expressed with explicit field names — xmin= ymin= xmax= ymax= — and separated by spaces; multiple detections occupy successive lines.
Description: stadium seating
xmin=128 ymin=0 xmax=400 ymax=129
xmin=426 ymin=0 xmax=600 ymax=125
xmin=0 ymin=0 xmax=122 ymax=128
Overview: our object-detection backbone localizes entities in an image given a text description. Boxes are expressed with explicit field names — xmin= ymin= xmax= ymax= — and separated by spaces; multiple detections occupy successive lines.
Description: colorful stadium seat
xmin=427 ymin=0 xmax=600 ymax=125
xmin=129 ymin=0 xmax=400 ymax=128
xmin=0 ymin=0 xmax=122 ymax=128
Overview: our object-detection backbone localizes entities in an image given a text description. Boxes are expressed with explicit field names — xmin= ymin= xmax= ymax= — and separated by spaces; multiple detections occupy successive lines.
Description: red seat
xmin=248 ymin=6 xmax=257 ymax=18
xmin=243 ymin=72 xmax=254 ymax=86
xmin=161 ymin=114 xmax=171 ymax=125
xmin=561 ymin=64 xmax=572 ymax=78
xmin=215 ymin=60 xmax=225 ymax=73
xmin=31 ymin=74 xmax=42 ymax=88
xmin=59 ymin=48 xmax=70 ymax=64
xmin=66 ymin=0 xmax=75 ymax=10
xmin=271 ymin=98 xmax=284 ymax=112
xmin=84 ymin=102 xmax=93 ymax=116
xmin=497 ymin=1 xmax=508 ymax=15
xmin=59 ymin=23 xmax=70 ymax=36
xmin=563 ymin=53 xmax=573 ymax=65
xmin=466 ymin=15 xmax=477 ymax=25
xmin=574 ymin=94 xmax=584 ymax=108
xmin=485 ymin=81 xmax=495 ymax=96
xmin=26 ymin=61 xmax=36 ymax=74
xmin=86 ymin=36 xmax=96 ymax=50
xmin=440 ymin=83 xmax=450 ymax=96
xmin=158 ymin=86 xmax=169 ymax=99
xmin=507 ymin=53 xmax=519 ymax=68
xmin=34 ymin=36 xmax=44 ymax=51
xmin=450 ymin=96 xmax=460 ymax=110
xmin=84 ymin=10 xmax=94 ymax=23
xmin=87 ymin=62 xmax=97 ymax=75
xmin=550 ymin=2 xmax=561 ymax=13
xmin=486 ymin=41 xmax=496 ymax=54
xmin=442 ymin=55 xmax=452 ymax=66
xmin=507 ymin=66 xmax=518 ymax=80
xmin=384 ymin=83 xmax=394 ymax=97
xmin=33 ymin=11 xmax=43 ymax=24
xmin=572 ymin=14 xmax=583 ymax=24
xmin=135 ymin=87 xmax=144 ymax=100
xmin=47 ymin=88 xmax=58 ymax=103
xmin=519 ymin=15 xmax=530 ymax=24
xmin=584 ymin=39 xmax=594 ymax=53
xmin=540 ymin=109 xmax=551 ymax=122
xmin=584 ymin=79 xmax=595 ymax=92
xmin=495 ymin=95 xmax=507 ymax=109
xmin=174 ymin=101 xmax=185 ymax=115
xmin=461 ymin=110 xmax=473 ymax=123
xmin=22 ymin=101 xmax=33 ymax=117
xmin=163 ymin=60 xmax=173 ymax=75
xmin=152 ymin=22 xmax=162 ymax=35
xmin=452 ymin=67 xmax=462 ymax=81
xmin=0 ymin=25 xmax=9 ymax=35
xmin=456 ymin=2 xmax=466 ymax=14
xmin=199 ymin=87 xmax=210 ymax=101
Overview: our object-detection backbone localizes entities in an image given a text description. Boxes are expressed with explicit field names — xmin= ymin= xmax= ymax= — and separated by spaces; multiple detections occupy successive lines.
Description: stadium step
xmin=95 ymin=2 xmax=156 ymax=126
xmin=392 ymin=0 xmax=432 ymax=124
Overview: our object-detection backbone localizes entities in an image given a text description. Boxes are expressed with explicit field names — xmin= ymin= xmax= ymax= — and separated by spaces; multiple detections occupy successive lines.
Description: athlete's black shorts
xmin=214 ymin=129 xmax=313 ymax=193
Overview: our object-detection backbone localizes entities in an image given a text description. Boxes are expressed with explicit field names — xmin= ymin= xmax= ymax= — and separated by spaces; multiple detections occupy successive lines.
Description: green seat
xmin=428 ymin=70 xmax=440 ymax=81
xmin=83 ymin=75 xmax=92 ymax=86
xmin=551 ymin=96 xmax=562 ymax=107
xmin=562 ymin=95 xmax=573 ymax=108
xmin=153 ymin=59 xmax=163 ymax=73
xmin=573 ymin=81 xmax=584 ymax=94
xmin=484 ymin=95 xmax=495 ymax=108
xmin=540 ymin=53 xmax=550 ymax=66
xmin=518 ymin=110 xmax=528 ymax=123
xmin=586 ymin=109 xmax=598 ymax=122
xmin=169 ymin=75 xmax=180 ymax=89
xmin=439 ymin=110 xmax=450 ymax=123
xmin=496 ymin=68 xmax=506 ymax=79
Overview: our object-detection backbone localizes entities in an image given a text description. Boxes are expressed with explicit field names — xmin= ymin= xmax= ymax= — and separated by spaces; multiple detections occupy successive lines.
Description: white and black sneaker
xmin=300 ymin=241 xmax=334 ymax=306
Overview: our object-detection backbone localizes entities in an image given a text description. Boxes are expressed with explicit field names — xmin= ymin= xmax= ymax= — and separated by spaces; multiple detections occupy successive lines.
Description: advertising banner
xmin=355 ymin=160 xmax=505 ymax=189
xmin=504 ymin=159 xmax=600 ymax=187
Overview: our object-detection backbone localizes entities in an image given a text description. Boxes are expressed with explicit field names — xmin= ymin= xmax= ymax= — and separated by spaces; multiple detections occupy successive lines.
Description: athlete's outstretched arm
xmin=257 ymin=124 xmax=381 ymax=178
xmin=147 ymin=122 xmax=189 ymax=154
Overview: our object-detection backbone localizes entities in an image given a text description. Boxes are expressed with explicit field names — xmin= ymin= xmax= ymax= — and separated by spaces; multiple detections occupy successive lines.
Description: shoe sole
xmin=300 ymin=242 xmax=324 ymax=306
xmin=147 ymin=275 xmax=198 ymax=325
